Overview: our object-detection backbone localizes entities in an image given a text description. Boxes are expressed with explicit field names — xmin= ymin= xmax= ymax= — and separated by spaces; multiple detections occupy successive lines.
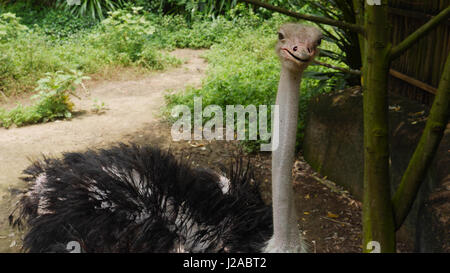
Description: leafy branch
xmin=238 ymin=0 xmax=365 ymax=34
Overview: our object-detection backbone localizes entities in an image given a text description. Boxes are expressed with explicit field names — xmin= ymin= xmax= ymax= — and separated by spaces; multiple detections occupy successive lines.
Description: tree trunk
xmin=362 ymin=1 xmax=396 ymax=253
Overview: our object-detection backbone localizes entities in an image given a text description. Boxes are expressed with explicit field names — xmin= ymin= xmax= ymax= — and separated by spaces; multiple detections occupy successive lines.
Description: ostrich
xmin=266 ymin=23 xmax=322 ymax=253
xmin=10 ymin=23 xmax=322 ymax=253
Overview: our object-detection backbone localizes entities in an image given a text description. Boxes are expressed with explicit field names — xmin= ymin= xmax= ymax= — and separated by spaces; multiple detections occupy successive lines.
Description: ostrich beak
xmin=281 ymin=45 xmax=316 ymax=65
xmin=282 ymin=48 xmax=310 ymax=63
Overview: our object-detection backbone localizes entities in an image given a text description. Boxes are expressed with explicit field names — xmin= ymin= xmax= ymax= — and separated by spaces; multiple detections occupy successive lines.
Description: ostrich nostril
xmin=293 ymin=46 xmax=298 ymax=52
xmin=307 ymin=47 xmax=311 ymax=53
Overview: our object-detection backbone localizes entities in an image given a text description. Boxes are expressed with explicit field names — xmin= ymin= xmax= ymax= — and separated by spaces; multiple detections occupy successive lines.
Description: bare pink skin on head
xmin=265 ymin=23 xmax=322 ymax=253
xmin=275 ymin=23 xmax=323 ymax=72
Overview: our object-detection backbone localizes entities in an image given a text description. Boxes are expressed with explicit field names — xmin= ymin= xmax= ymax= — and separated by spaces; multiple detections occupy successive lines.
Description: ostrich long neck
xmin=271 ymin=66 xmax=303 ymax=252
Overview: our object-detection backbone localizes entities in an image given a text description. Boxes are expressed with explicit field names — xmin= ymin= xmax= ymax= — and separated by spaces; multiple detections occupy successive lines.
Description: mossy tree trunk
xmin=362 ymin=0 xmax=396 ymax=253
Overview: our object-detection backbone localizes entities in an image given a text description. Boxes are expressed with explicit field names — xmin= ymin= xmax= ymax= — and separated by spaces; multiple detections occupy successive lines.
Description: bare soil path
xmin=0 ymin=49 xmax=206 ymax=188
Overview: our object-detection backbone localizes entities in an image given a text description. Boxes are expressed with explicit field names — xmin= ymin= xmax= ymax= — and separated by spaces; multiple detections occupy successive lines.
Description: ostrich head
xmin=275 ymin=23 xmax=323 ymax=72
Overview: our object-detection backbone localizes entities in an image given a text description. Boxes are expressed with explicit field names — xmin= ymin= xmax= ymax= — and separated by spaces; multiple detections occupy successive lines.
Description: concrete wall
xmin=302 ymin=87 xmax=450 ymax=252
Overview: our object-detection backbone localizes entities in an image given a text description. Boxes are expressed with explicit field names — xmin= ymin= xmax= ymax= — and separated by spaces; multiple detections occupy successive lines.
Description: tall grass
xmin=0 ymin=4 xmax=267 ymax=97
xmin=0 ymin=7 xmax=181 ymax=97
xmin=132 ymin=0 xmax=238 ymax=19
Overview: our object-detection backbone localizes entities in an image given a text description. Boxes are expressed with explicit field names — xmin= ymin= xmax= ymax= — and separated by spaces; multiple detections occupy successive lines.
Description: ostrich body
xmin=10 ymin=23 xmax=322 ymax=253
xmin=11 ymin=144 xmax=272 ymax=252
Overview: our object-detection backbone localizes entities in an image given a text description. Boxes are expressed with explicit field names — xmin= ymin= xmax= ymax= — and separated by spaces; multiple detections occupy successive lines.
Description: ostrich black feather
xmin=10 ymin=143 xmax=272 ymax=253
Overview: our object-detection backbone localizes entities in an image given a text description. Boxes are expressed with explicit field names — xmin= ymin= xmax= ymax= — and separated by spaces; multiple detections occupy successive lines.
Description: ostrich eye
xmin=278 ymin=32 xmax=284 ymax=40
xmin=317 ymin=38 xmax=322 ymax=46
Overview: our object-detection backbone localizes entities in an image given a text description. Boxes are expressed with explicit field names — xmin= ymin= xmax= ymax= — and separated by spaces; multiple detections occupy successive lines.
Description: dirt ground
xmin=0 ymin=48 xmax=402 ymax=253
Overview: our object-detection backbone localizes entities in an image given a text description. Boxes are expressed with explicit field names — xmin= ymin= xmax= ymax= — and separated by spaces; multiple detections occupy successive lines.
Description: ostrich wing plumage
xmin=10 ymin=144 xmax=272 ymax=253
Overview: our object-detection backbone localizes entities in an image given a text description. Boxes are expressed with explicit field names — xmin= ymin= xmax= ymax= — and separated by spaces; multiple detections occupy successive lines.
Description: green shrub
xmin=0 ymin=70 xmax=89 ymax=128
xmin=56 ymin=0 xmax=126 ymax=20
xmin=35 ymin=9 xmax=97 ymax=41
xmin=148 ymin=5 xmax=263 ymax=49
xmin=132 ymin=0 xmax=238 ymax=19
xmin=0 ymin=5 xmax=349 ymax=142
xmin=0 ymin=12 xmax=28 ymax=42
xmin=94 ymin=7 xmax=155 ymax=63
xmin=137 ymin=45 xmax=181 ymax=70
xmin=0 ymin=8 xmax=182 ymax=96
xmin=165 ymin=15 xmax=347 ymax=152
xmin=155 ymin=17 xmax=235 ymax=49
xmin=0 ymin=29 xmax=97 ymax=96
